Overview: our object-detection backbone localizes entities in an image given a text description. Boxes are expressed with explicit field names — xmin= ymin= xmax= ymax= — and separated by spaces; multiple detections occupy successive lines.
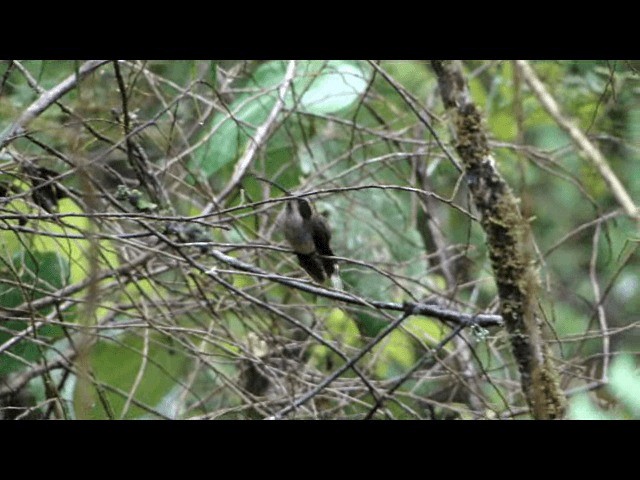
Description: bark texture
xmin=431 ymin=60 xmax=566 ymax=419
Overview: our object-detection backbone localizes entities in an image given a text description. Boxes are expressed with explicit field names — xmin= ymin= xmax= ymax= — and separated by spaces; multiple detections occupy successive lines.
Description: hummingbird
xmin=283 ymin=198 xmax=336 ymax=283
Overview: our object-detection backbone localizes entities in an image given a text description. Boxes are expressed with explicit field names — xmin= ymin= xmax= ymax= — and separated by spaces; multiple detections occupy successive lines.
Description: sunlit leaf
xmin=76 ymin=332 xmax=190 ymax=419
xmin=609 ymin=355 xmax=640 ymax=416
xmin=373 ymin=330 xmax=415 ymax=379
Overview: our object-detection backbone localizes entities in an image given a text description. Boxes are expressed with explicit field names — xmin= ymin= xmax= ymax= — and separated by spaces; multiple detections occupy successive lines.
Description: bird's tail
xmin=296 ymin=253 xmax=326 ymax=283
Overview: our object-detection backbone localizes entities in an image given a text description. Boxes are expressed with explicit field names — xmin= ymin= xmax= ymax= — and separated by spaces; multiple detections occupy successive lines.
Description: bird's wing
xmin=311 ymin=216 xmax=335 ymax=277
xmin=311 ymin=216 xmax=333 ymax=256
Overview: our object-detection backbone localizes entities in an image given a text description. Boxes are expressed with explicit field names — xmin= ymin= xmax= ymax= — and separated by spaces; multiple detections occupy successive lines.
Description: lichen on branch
xmin=430 ymin=60 xmax=566 ymax=419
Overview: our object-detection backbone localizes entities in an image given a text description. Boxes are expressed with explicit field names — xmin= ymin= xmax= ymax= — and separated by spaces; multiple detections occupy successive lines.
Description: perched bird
xmin=283 ymin=198 xmax=335 ymax=283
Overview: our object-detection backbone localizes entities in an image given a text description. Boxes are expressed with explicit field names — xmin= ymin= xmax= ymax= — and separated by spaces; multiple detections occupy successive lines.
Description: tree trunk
xmin=430 ymin=60 xmax=566 ymax=419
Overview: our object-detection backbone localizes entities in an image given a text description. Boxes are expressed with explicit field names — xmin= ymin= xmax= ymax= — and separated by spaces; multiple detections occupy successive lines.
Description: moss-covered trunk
xmin=430 ymin=60 xmax=566 ymax=419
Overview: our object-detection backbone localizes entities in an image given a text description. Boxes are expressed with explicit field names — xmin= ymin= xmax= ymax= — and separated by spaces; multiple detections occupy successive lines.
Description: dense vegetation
xmin=0 ymin=60 xmax=638 ymax=419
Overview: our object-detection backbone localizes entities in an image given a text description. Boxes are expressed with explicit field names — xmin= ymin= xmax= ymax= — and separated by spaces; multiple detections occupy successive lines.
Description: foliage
xmin=0 ymin=60 xmax=638 ymax=419
xmin=568 ymin=355 xmax=640 ymax=420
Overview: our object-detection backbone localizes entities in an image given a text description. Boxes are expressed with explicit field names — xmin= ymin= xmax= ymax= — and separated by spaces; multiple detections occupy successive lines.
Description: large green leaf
xmin=372 ymin=330 xmax=415 ymax=379
xmin=192 ymin=60 xmax=369 ymax=178
xmin=74 ymin=331 xmax=190 ymax=419
xmin=609 ymin=355 xmax=640 ymax=417
xmin=295 ymin=61 xmax=368 ymax=114
xmin=0 ymin=249 xmax=68 ymax=375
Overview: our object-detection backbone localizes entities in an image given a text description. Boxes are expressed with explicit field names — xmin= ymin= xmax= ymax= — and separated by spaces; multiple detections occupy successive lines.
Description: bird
xmin=283 ymin=197 xmax=336 ymax=283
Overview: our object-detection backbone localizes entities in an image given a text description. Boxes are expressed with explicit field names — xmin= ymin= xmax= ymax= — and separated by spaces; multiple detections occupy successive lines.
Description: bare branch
xmin=515 ymin=60 xmax=639 ymax=221
xmin=206 ymin=247 xmax=503 ymax=328
xmin=0 ymin=60 xmax=109 ymax=149
xmin=208 ymin=60 xmax=297 ymax=209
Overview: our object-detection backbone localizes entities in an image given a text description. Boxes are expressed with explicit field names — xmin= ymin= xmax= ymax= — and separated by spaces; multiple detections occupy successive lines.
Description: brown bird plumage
xmin=283 ymin=198 xmax=335 ymax=282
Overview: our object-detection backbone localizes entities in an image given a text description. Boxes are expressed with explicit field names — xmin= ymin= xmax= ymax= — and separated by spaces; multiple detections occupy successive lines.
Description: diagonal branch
xmin=206 ymin=247 xmax=502 ymax=328
xmin=363 ymin=323 xmax=466 ymax=419
xmin=0 ymin=60 xmax=110 ymax=149
xmin=267 ymin=306 xmax=419 ymax=419
xmin=209 ymin=60 xmax=297 ymax=208
xmin=515 ymin=60 xmax=639 ymax=221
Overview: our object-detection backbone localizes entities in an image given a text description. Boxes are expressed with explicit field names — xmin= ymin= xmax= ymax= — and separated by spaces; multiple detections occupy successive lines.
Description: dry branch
xmin=205 ymin=60 xmax=297 ymax=210
xmin=0 ymin=60 xmax=109 ymax=149
xmin=515 ymin=60 xmax=639 ymax=222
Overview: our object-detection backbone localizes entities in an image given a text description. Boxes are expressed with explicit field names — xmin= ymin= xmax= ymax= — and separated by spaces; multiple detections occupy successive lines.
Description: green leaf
xmin=403 ymin=316 xmax=451 ymax=350
xmin=324 ymin=308 xmax=360 ymax=347
xmin=192 ymin=61 xmax=369 ymax=178
xmin=353 ymin=311 xmax=388 ymax=337
xmin=31 ymin=198 xmax=119 ymax=285
xmin=567 ymin=394 xmax=617 ymax=420
xmin=298 ymin=139 xmax=328 ymax=175
xmin=192 ymin=90 xmax=275 ymax=177
xmin=608 ymin=355 xmax=640 ymax=416
xmin=372 ymin=330 xmax=415 ymax=379
xmin=0 ymin=249 xmax=68 ymax=374
xmin=489 ymin=110 xmax=518 ymax=141
xmin=295 ymin=61 xmax=368 ymax=114
xmin=75 ymin=331 xmax=190 ymax=419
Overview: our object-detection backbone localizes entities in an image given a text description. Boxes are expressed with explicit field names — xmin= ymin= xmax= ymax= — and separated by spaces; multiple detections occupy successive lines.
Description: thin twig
xmin=120 ymin=322 xmax=150 ymax=418
xmin=208 ymin=60 xmax=297 ymax=209
xmin=589 ymin=221 xmax=610 ymax=383
xmin=267 ymin=308 xmax=416 ymax=419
